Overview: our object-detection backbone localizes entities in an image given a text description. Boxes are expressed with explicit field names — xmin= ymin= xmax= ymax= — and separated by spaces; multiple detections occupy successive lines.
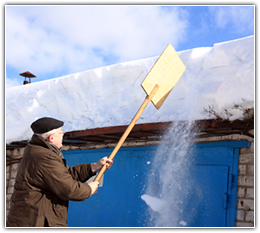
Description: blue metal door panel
xmin=63 ymin=147 xmax=155 ymax=227
xmin=62 ymin=141 xmax=246 ymax=227
xmin=178 ymin=166 xmax=229 ymax=227
xmin=189 ymin=145 xmax=240 ymax=227
xmin=190 ymin=146 xmax=234 ymax=166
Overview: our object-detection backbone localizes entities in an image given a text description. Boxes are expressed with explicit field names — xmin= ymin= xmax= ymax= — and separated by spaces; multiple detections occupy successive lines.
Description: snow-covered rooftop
xmin=6 ymin=35 xmax=254 ymax=144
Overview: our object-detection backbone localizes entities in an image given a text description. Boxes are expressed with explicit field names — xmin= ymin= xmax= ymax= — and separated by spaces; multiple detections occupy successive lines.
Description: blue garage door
xmin=63 ymin=140 xmax=248 ymax=227
xmin=178 ymin=165 xmax=229 ymax=227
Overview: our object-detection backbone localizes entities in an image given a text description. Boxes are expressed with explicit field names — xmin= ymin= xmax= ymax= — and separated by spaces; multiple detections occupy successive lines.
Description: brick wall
xmin=6 ymin=133 xmax=254 ymax=227
xmin=235 ymin=140 xmax=254 ymax=227
xmin=6 ymin=147 xmax=25 ymax=217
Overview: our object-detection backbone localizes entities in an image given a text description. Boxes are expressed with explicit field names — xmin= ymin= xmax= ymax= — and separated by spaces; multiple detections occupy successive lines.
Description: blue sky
xmin=5 ymin=5 xmax=254 ymax=88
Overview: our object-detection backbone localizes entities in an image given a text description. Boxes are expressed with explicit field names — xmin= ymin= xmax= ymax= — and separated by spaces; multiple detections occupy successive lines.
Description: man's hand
xmin=87 ymin=181 xmax=100 ymax=195
xmin=91 ymin=156 xmax=113 ymax=173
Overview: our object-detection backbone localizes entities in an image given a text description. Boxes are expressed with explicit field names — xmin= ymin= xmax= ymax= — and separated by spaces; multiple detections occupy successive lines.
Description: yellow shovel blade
xmin=141 ymin=44 xmax=186 ymax=110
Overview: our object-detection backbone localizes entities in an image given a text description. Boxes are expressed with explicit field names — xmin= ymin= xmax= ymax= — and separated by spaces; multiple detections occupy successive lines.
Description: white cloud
xmin=209 ymin=6 xmax=254 ymax=34
xmin=6 ymin=77 xmax=22 ymax=89
xmin=5 ymin=5 xmax=188 ymax=79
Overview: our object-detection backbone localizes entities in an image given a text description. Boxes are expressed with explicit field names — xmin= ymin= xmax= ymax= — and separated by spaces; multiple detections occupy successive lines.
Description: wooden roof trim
xmin=63 ymin=119 xmax=254 ymax=140
xmin=63 ymin=122 xmax=171 ymax=139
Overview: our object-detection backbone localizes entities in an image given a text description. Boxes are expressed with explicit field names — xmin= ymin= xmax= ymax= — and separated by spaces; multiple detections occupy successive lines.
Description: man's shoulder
xmin=24 ymin=143 xmax=62 ymax=162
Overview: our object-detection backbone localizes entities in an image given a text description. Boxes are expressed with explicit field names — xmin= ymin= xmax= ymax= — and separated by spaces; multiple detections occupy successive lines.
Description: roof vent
xmin=19 ymin=71 xmax=36 ymax=85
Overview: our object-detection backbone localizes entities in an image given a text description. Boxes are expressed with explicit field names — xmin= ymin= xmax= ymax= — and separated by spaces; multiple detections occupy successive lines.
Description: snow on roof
xmin=6 ymin=36 xmax=254 ymax=144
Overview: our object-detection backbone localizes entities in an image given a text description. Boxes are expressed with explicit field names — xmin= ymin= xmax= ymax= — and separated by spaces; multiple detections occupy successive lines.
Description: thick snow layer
xmin=6 ymin=36 xmax=254 ymax=144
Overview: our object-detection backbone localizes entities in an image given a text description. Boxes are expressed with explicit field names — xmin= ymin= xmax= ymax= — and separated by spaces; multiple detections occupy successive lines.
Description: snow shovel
xmin=94 ymin=44 xmax=186 ymax=182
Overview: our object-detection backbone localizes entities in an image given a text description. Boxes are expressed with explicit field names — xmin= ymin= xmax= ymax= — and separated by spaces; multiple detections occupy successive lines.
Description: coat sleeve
xmin=36 ymin=153 xmax=93 ymax=201
xmin=67 ymin=163 xmax=96 ymax=182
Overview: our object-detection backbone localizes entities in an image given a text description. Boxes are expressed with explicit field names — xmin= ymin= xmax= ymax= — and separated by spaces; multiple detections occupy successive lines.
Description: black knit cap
xmin=31 ymin=117 xmax=64 ymax=134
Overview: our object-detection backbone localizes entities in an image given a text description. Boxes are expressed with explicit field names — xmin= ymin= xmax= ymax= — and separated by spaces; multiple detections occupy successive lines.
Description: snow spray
xmin=141 ymin=120 xmax=200 ymax=227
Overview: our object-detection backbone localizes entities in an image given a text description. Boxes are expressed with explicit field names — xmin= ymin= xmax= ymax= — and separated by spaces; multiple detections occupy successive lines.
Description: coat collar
xmin=30 ymin=134 xmax=64 ymax=159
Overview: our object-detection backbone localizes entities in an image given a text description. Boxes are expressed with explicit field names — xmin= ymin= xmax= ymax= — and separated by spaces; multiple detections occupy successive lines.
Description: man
xmin=6 ymin=117 xmax=113 ymax=227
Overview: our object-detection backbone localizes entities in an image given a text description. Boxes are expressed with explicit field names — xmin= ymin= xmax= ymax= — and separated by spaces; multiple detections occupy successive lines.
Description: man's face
xmin=51 ymin=128 xmax=64 ymax=148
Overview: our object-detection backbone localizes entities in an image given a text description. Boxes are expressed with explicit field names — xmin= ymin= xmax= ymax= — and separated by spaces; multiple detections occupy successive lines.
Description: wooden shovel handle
xmin=94 ymin=84 xmax=159 ymax=182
